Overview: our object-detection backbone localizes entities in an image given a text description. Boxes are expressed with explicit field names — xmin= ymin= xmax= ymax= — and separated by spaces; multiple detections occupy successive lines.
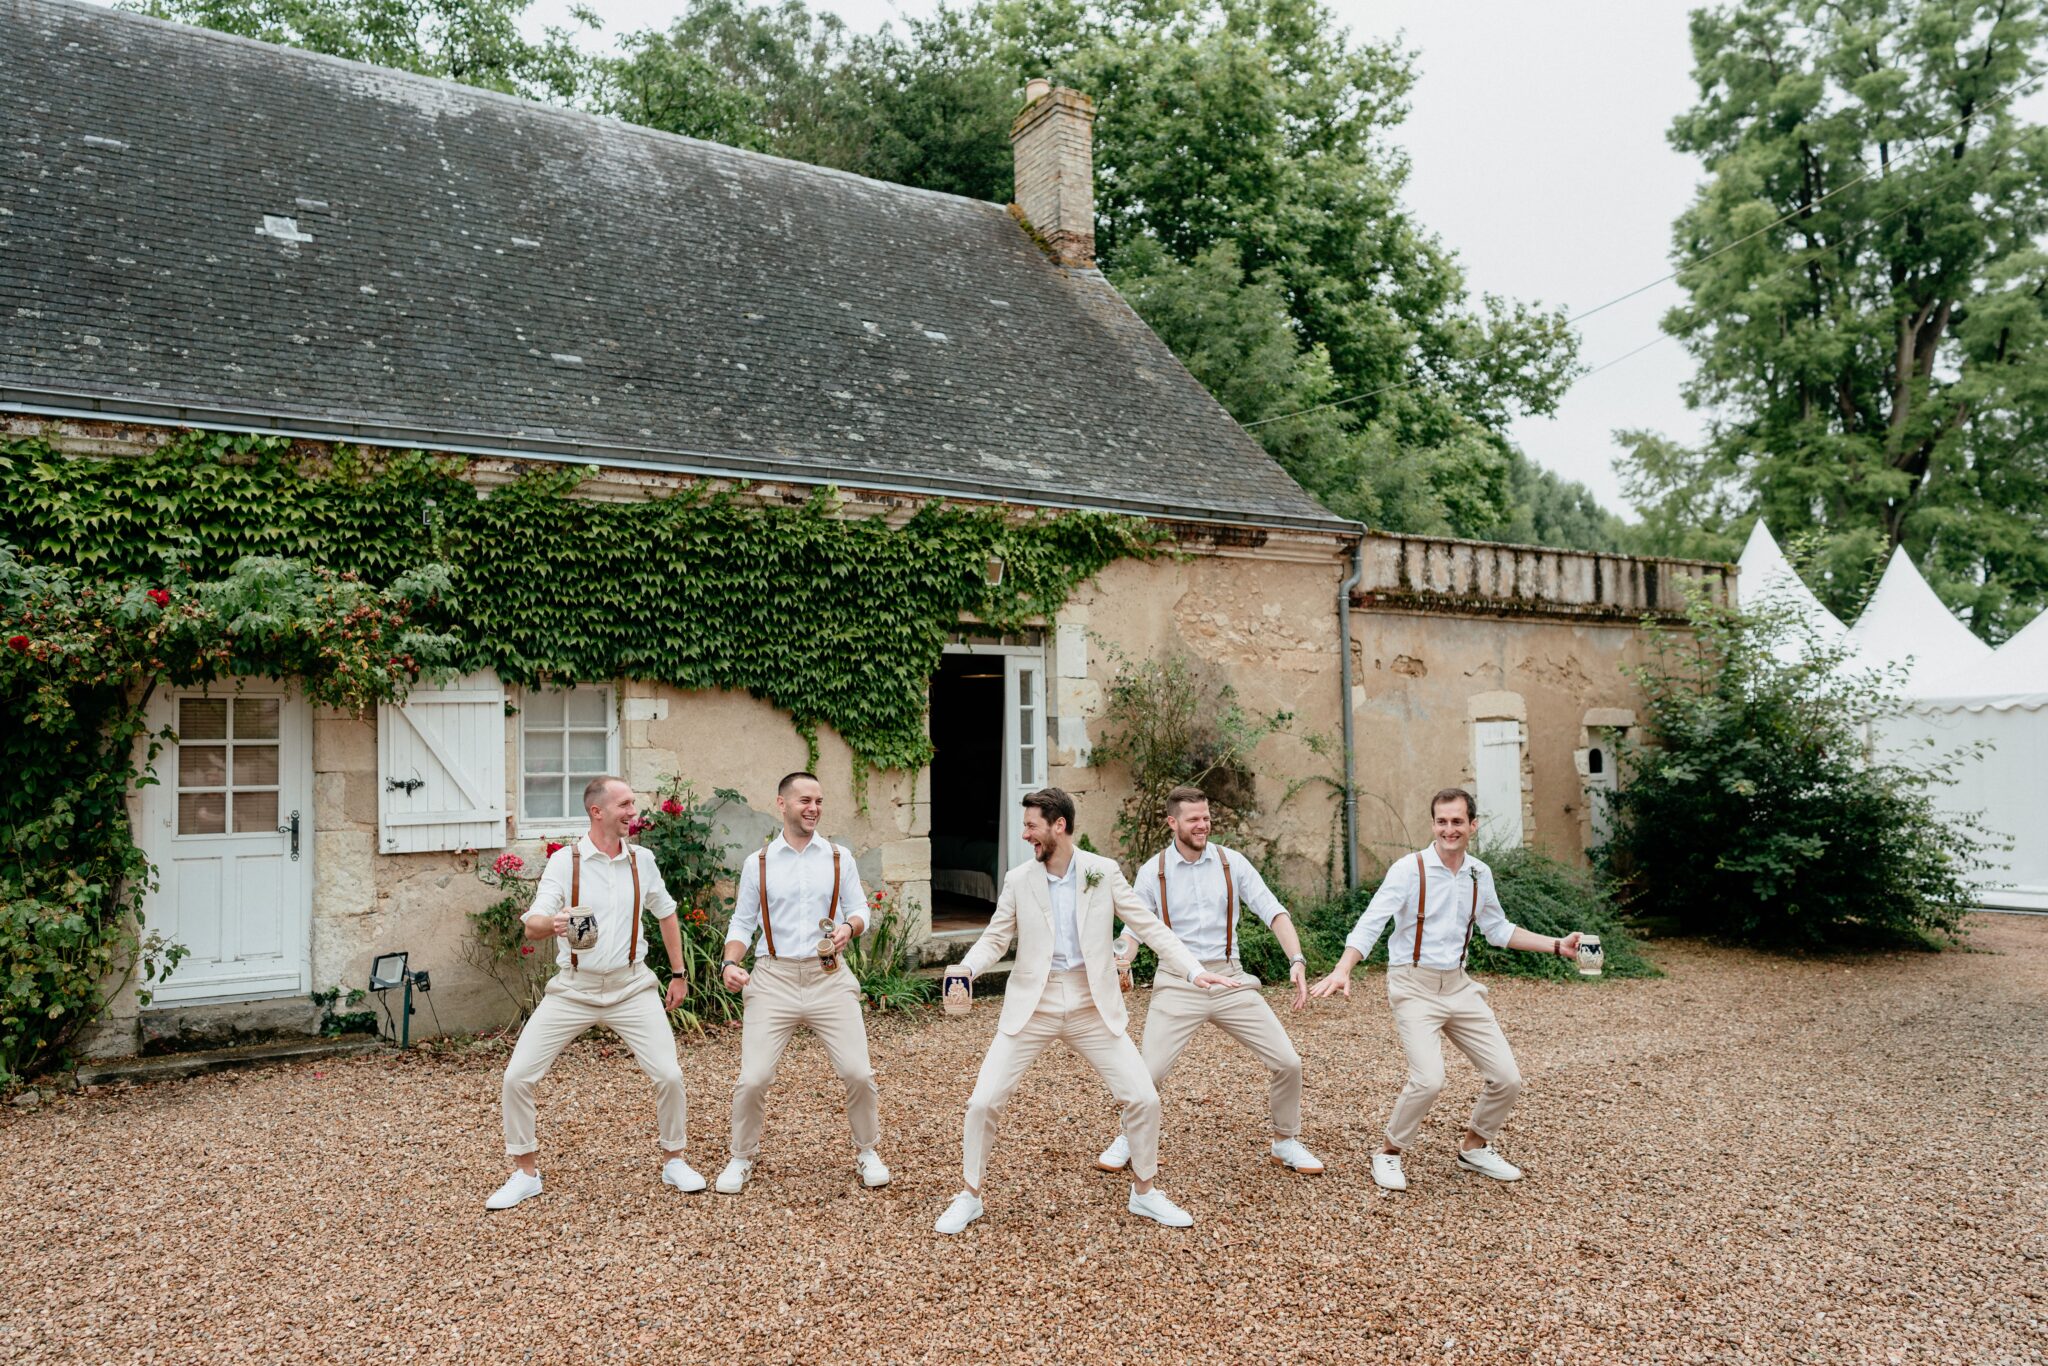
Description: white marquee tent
xmin=1740 ymin=522 xmax=2042 ymax=910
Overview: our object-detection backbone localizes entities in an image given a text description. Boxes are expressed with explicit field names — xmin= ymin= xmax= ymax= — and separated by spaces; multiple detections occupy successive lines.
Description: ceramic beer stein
xmin=818 ymin=917 xmax=841 ymax=972
xmin=942 ymin=968 xmax=972 ymax=1016
xmin=565 ymin=912 xmax=600 ymax=952
xmin=1576 ymin=933 xmax=1604 ymax=978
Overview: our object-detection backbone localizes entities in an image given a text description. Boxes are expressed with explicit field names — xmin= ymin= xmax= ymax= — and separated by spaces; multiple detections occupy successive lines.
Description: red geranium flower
xmin=146 ymin=588 xmax=171 ymax=607
xmin=492 ymin=853 xmax=525 ymax=876
xmin=661 ymin=797 xmax=684 ymax=816
xmin=6 ymin=635 xmax=25 ymax=652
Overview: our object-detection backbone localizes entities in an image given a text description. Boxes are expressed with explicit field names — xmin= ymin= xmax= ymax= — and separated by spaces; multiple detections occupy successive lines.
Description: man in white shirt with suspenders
xmin=487 ymin=776 xmax=697 ymax=1210
xmin=1311 ymin=786 xmax=1583 ymax=1192
xmin=716 ymin=771 xmax=889 ymax=1195
xmin=1097 ymin=784 xmax=1325 ymax=1177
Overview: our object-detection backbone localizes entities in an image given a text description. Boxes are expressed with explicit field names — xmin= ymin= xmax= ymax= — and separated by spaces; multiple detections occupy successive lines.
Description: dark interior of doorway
xmin=928 ymin=653 xmax=1002 ymax=934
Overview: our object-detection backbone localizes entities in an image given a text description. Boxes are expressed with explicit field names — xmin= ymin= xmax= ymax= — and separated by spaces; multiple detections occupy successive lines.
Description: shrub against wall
xmin=0 ymin=547 xmax=456 ymax=1084
xmin=1598 ymin=593 xmax=1988 ymax=950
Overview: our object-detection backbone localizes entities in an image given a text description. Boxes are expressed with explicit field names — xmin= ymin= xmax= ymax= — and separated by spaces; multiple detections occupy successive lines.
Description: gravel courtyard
xmin=4 ymin=915 xmax=2043 ymax=1365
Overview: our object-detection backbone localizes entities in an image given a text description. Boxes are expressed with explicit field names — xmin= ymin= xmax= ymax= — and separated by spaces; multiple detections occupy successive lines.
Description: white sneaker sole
xmin=662 ymin=1172 xmax=707 ymax=1194
xmin=860 ymin=1170 xmax=892 ymax=1189
xmin=485 ymin=1186 xmax=543 ymax=1211
xmin=1455 ymin=1156 xmax=1522 ymax=1182
xmin=1268 ymin=1155 xmax=1325 ymax=1176
xmin=1127 ymin=1206 xmax=1193 ymax=1228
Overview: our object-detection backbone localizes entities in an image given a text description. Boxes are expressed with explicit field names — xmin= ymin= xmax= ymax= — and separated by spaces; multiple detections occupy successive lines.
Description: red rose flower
xmin=146 ymin=588 xmax=171 ymax=607
xmin=520 ymin=945 xmax=534 ymax=956
xmin=545 ymin=840 xmax=566 ymax=857
xmin=492 ymin=853 xmax=525 ymax=877
xmin=661 ymin=797 xmax=684 ymax=816
xmin=6 ymin=635 xmax=25 ymax=652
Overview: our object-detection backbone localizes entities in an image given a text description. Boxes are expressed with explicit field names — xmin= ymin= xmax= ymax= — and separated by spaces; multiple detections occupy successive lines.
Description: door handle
xmin=278 ymin=809 xmax=301 ymax=862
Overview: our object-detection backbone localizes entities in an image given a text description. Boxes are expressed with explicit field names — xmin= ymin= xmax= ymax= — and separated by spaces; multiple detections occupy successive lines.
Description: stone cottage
xmin=1 ymin=0 xmax=1729 ymax=1050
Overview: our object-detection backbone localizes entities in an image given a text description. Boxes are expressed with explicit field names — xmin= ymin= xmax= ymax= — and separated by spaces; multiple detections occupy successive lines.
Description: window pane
xmin=523 ymin=691 xmax=564 ymax=726
xmin=178 ymin=790 xmax=226 ymax=835
xmin=233 ymin=697 xmax=280 ymax=739
xmin=570 ymin=775 xmax=608 ymax=815
xmin=179 ymin=698 xmax=227 ymax=740
xmin=523 ymin=731 xmax=563 ymax=774
xmin=568 ymin=730 xmax=608 ymax=771
xmin=524 ymin=777 xmax=564 ymax=819
xmin=234 ymin=745 xmax=280 ymax=788
xmin=180 ymin=745 xmax=226 ymax=788
xmin=566 ymin=688 xmax=607 ymax=727
xmin=233 ymin=790 xmax=279 ymax=834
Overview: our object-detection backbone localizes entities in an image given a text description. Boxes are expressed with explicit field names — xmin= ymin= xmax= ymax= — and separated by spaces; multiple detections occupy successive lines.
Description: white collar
xmin=770 ymin=830 xmax=832 ymax=856
xmin=1167 ymin=841 xmax=1218 ymax=868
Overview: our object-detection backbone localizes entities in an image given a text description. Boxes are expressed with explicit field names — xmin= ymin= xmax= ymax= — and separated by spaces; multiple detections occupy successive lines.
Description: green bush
xmin=635 ymin=779 xmax=744 ymax=1033
xmin=1291 ymin=844 xmax=1657 ymax=981
xmin=1597 ymin=590 xmax=1989 ymax=950
xmin=845 ymin=887 xmax=934 ymax=1014
xmin=0 ymin=544 xmax=455 ymax=1086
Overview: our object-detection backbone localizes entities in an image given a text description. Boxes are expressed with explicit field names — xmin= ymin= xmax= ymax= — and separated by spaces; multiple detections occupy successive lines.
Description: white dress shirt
xmin=1344 ymin=844 xmax=1518 ymax=971
xmin=524 ymin=836 xmax=677 ymax=971
xmin=1132 ymin=840 xmax=1288 ymax=962
xmin=1045 ymin=859 xmax=1084 ymax=971
xmin=726 ymin=831 xmax=868 ymax=959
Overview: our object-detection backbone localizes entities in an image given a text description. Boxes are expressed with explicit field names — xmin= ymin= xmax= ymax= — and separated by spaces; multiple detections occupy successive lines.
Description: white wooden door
xmin=1585 ymin=732 xmax=1620 ymax=848
xmin=1472 ymin=719 xmax=1525 ymax=851
xmin=139 ymin=687 xmax=312 ymax=1003
xmin=1000 ymin=654 xmax=1048 ymax=870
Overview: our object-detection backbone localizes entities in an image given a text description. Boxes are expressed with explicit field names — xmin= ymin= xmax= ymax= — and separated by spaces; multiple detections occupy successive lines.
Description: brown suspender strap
xmin=829 ymin=846 xmax=841 ymax=922
xmin=569 ymin=844 xmax=581 ymax=971
xmin=1220 ymin=849 xmax=1237 ymax=959
xmin=629 ymin=848 xmax=642 ymax=966
xmin=1411 ymin=852 xmax=1426 ymax=963
xmin=1458 ymin=875 xmax=1478 ymax=968
xmin=1156 ymin=849 xmax=1239 ymax=955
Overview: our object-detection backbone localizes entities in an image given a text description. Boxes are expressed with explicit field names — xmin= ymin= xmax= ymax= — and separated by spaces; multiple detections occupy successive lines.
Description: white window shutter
xmin=378 ymin=671 xmax=508 ymax=854
xmin=1472 ymin=719 xmax=1526 ymax=850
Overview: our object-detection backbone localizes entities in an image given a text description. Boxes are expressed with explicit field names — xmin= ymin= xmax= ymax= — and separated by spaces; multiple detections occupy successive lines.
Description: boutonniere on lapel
xmin=1083 ymin=869 xmax=1104 ymax=893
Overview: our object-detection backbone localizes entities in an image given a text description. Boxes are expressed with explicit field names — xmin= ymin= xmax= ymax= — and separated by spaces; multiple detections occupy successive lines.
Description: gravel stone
xmin=2 ymin=915 xmax=2043 ymax=1363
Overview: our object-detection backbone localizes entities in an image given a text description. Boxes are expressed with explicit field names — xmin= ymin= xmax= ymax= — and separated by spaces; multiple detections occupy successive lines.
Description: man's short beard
xmin=1033 ymin=840 xmax=1052 ymax=863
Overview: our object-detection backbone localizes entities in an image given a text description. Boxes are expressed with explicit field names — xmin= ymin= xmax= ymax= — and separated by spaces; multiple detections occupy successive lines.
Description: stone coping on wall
xmin=1351 ymin=531 xmax=1734 ymax=623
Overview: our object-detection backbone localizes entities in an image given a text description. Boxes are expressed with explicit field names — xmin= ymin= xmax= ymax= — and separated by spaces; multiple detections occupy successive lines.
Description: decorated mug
xmin=565 ymin=912 xmax=600 ymax=952
xmin=818 ymin=917 xmax=842 ymax=972
xmin=942 ymin=969 xmax=972 ymax=1016
xmin=1576 ymin=933 xmax=1604 ymax=978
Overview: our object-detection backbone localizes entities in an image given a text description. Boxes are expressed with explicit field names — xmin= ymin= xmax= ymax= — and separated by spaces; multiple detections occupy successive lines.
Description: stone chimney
xmin=1010 ymin=77 xmax=1096 ymax=269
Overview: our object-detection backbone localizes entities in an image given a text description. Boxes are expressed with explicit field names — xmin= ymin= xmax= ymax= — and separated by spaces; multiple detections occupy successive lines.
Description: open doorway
xmin=929 ymin=653 xmax=1003 ymax=933
xmin=927 ymin=638 xmax=1048 ymax=936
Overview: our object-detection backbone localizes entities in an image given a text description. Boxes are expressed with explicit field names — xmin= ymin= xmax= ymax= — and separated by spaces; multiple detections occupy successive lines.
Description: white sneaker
xmin=1270 ymin=1138 xmax=1326 ymax=1175
xmin=1127 ymin=1185 xmax=1193 ymax=1228
xmin=1456 ymin=1144 xmax=1523 ymax=1181
xmin=715 ymin=1158 xmax=753 ymax=1194
xmin=856 ymin=1149 xmax=892 ymax=1188
xmin=661 ymin=1157 xmax=706 ymax=1193
xmin=1371 ymin=1152 xmax=1408 ymax=1192
xmin=485 ymin=1168 xmax=543 ymax=1210
xmin=1096 ymin=1134 xmax=1131 ymax=1171
xmin=934 ymin=1191 xmax=984 ymax=1235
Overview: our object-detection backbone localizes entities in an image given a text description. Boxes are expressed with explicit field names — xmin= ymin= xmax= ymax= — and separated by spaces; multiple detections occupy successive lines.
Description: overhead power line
xmin=1242 ymin=65 xmax=2047 ymax=431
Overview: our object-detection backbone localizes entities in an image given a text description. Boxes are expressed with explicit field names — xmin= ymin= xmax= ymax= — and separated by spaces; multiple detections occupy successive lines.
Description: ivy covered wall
xmin=0 ymin=429 xmax=1160 ymax=771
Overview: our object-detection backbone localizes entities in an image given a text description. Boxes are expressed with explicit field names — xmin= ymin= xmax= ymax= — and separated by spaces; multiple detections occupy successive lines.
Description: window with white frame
xmin=519 ymin=686 xmax=617 ymax=826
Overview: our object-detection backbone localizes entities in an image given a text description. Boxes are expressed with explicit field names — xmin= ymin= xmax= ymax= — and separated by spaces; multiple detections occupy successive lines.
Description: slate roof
xmin=0 ymin=0 xmax=1351 ymax=533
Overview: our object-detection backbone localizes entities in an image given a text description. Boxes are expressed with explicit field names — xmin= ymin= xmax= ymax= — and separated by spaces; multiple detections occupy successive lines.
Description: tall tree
xmin=130 ymin=0 xmax=595 ymax=101
xmin=1624 ymin=0 xmax=2048 ymax=636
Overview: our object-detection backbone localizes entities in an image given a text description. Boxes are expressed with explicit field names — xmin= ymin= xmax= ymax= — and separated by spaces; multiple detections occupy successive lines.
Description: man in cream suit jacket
xmin=935 ymin=787 xmax=1239 ymax=1235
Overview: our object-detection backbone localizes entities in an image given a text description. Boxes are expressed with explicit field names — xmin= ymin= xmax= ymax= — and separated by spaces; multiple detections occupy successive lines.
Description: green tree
xmin=1623 ymin=0 xmax=2048 ymax=636
xmin=129 ymin=0 xmax=596 ymax=101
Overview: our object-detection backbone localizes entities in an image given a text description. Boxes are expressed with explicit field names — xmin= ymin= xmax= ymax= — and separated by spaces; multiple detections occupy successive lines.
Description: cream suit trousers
xmin=963 ymin=969 xmax=1161 ymax=1189
xmin=1139 ymin=958 xmax=1303 ymax=1137
xmin=1384 ymin=964 xmax=1523 ymax=1150
xmin=501 ymin=963 xmax=687 ymax=1156
xmin=729 ymin=956 xmax=880 ymax=1160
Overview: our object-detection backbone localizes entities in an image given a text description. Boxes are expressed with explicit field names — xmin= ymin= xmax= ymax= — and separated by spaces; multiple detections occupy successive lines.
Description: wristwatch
xmin=1289 ymin=954 xmax=1307 ymax=969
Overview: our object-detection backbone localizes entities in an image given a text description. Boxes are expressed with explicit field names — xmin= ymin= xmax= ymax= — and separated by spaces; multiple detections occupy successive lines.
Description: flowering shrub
xmin=846 ymin=885 xmax=933 ymax=1013
xmin=0 ymin=544 xmax=457 ymax=1084
xmin=634 ymin=776 xmax=745 ymax=1031
xmin=467 ymin=850 xmax=554 ymax=1020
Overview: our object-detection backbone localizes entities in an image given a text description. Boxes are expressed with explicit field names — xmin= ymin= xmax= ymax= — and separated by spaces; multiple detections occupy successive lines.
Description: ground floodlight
xmin=369 ymin=951 xmax=409 ymax=991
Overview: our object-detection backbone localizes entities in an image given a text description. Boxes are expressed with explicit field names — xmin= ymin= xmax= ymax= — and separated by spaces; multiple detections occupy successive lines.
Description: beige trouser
xmin=963 ymin=969 xmax=1160 ymax=1189
xmin=501 ymin=962 xmax=687 ymax=1156
xmin=729 ymin=956 xmax=880 ymax=1160
xmin=1384 ymin=964 xmax=1524 ymax=1151
xmin=1138 ymin=957 xmax=1304 ymax=1137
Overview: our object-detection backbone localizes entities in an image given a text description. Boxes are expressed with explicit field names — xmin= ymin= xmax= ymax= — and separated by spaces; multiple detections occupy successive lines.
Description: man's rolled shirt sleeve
xmin=1475 ymin=864 xmax=1517 ymax=948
